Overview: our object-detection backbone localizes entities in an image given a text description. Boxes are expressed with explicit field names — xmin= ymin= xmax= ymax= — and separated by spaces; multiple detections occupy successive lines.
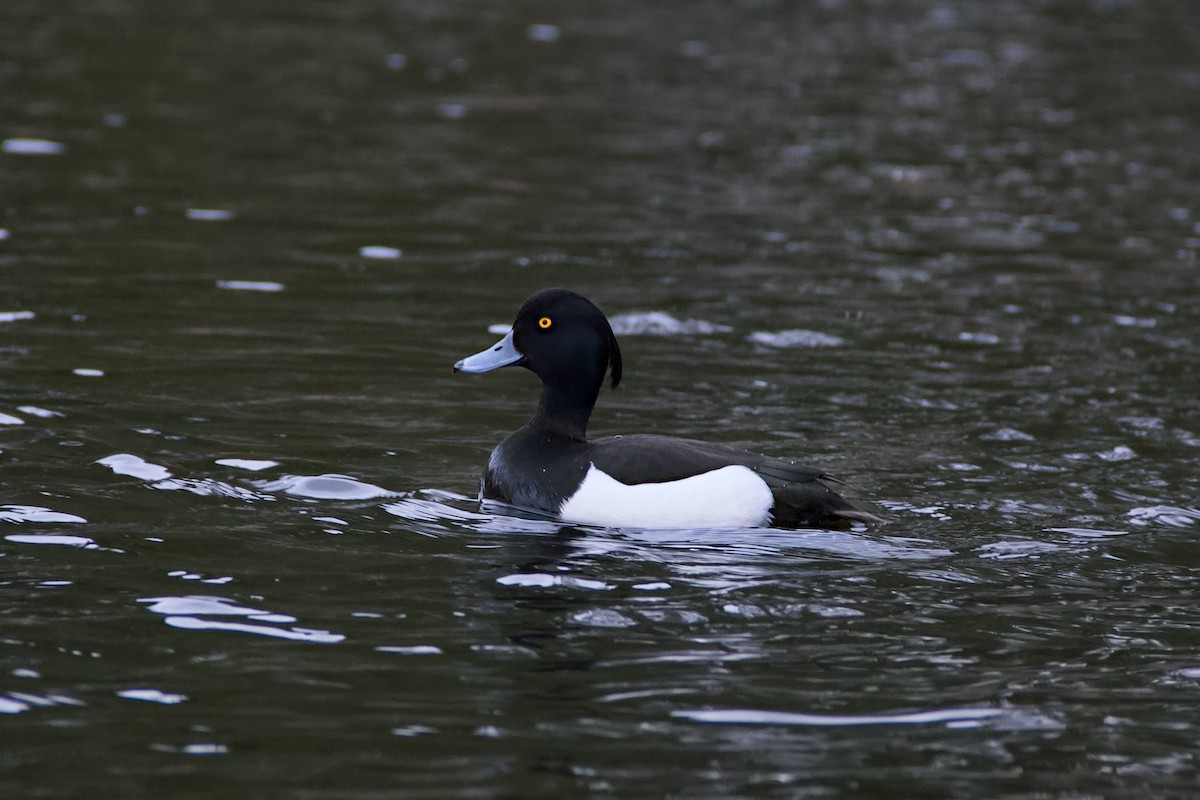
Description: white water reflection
xmin=877 ymin=500 xmax=954 ymax=521
xmin=215 ymin=458 xmax=279 ymax=471
xmin=747 ymin=329 xmax=845 ymax=348
xmin=149 ymin=743 xmax=229 ymax=756
xmin=571 ymin=608 xmax=637 ymax=628
xmin=0 ymin=692 xmax=85 ymax=715
xmin=386 ymin=493 xmax=952 ymax=567
xmin=390 ymin=725 xmax=437 ymax=737
xmin=216 ymin=279 xmax=283 ymax=291
xmin=376 ymin=645 xmax=443 ymax=655
xmin=1045 ymin=526 xmax=1132 ymax=539
xmin=168 ymin=569 xmax=233 ymax=585
xmin=118 ymin=689 xmax=188 ymax=705
xmin=358 ymin=245 xmax=402 ymax=259
xmin=186 ymin=208 xmax=235 ymax=221
xmin=163 ymin=617 xmax=343 ymax=643
xmin=1 ymin=137 xmax=66 ymax=155
xmin=0 ymin=505 xmax=87 ymax=524
xmin=977 ymin=540 xmax=1064 ymax=560
xmin=140 ymin=595 xmax=345 ymax=644
xmin=142 ymin=595 xmax=290 ymax=619
xmin=526 ymin=23 xmax=561 ymax=43
xmin=384 ymin=495 xmax=490 ymax=523
xmin=1128 ymin=505 xmax=1200 ymax=527
xmin=154 ymin=477 xmax=273 ymax=501
xmin=255 ymin=473 xmax=396 ymax=500
xmin=497 ymin=573 xmax=614 ymax=590
xmin=565 ymin=526 xmax=953 ymax=569
xmin=608 ymin=311 xmax=733 ymax=336
xmin=981 ymin=427 xmax=1036 ymax=441
xmin=5 ymin=534 xmax=100 ymax=550
xmin=16 ymin=405 xmax=62 ymax=418
xmin=0 ymin=697 xmax=29 ymax=714
xmin=96 ymin=453 xmax=172 ymax=481
xmin=673 ymin=706 xmax=1007 ymax=728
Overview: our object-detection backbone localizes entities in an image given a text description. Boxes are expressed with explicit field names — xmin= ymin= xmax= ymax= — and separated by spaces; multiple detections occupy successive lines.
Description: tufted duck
xmin=454 ymin=288 xmax=882 ymax=529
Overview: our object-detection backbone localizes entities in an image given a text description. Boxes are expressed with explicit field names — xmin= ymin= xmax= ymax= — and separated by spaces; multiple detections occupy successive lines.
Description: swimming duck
xmin=454 ymin=288 xmax=881 ymax=529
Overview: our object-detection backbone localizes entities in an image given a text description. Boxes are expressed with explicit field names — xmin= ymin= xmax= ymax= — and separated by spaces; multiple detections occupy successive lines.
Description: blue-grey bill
xmin=453 ymin=329 xmax=524 ymax=373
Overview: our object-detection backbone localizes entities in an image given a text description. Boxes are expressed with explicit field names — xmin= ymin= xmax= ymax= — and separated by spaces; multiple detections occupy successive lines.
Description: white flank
xmin=559 ymin=464 xmax=772 ymax=529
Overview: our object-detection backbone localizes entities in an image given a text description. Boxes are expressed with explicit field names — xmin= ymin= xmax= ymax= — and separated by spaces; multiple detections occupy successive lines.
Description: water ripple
xmin=153 ymin=478 xmax=273 ymax=501
xmin=977 ymin=540 xmax=1065 ymax=560
xmin=383 ymin=495 xmax=490 ymax=524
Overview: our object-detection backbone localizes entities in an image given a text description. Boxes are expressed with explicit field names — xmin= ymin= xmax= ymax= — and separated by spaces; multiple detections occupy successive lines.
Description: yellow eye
xmin=538 ymin=316 xmax=553 ymax=330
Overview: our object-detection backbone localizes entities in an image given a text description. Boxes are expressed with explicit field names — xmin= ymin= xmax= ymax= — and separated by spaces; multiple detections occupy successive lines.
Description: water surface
xmin=3 ymin=1 xmax=1199 ymax=797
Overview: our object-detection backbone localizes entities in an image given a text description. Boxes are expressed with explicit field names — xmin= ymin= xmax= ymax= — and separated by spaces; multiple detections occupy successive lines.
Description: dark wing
xmin=749 ymin=455 xmax=830 ymax=489
xmin=587 ymin=434 xmax=826 ymax=484
xmin=586 ymin=434 xmax=763 ymax=484
xmin=586 ymin=434 xmax=883 ymax=528
xmin=741 ymin=451 xmax=882 ymax=527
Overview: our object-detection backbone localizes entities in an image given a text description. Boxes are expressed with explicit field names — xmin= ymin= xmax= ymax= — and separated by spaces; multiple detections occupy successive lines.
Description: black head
xmin=509 ymin=288 xmax=622 ymax=391
xmin=454 ymin=289 xmax=622 ymax=437
xmin=455 ymin=289 xmax=622 ymax=391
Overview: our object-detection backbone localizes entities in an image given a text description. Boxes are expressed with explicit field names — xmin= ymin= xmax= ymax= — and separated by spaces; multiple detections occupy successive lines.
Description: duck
xmin=453 ymin=288 xmax=882 ymax=529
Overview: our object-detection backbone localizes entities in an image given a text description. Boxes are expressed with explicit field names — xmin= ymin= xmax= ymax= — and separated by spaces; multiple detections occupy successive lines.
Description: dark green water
xmin=3 ymin=1 xmax=1200 ymax=797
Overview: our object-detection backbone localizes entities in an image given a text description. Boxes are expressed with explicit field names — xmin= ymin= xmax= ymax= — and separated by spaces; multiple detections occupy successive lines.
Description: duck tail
xmin=834 ymin=507 xmax=886 ymax=526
